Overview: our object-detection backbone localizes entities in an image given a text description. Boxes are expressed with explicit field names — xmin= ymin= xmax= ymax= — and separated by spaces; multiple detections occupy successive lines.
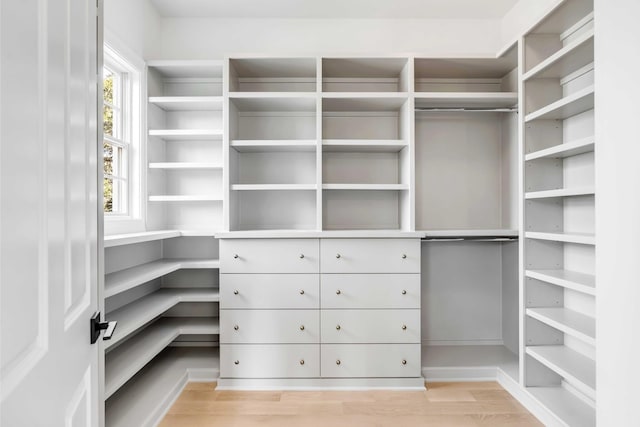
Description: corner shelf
xmin=148 ymin=162 xmax=223 ymax=170
xmin=105 ymin=317 xmax=220 ymax=398
xmin=525 ymin=231 xmax=595 ymax=245
xmin=105 ymin=288 xmax=220 ymax=349
xmin=148 ymin=195 xmax=223 ymax=202
xmin=104 ymin=230 xmax=182 ymax=248
xmin=525 ymin=269 xmax=595 ymax=296
xmin=148 ymin=96 xmax=223 ymax=111
xmin=526 ymin=345 xmax=595 ymax=399
xmin=525 ymin=136 xmax=594 ymax=161
xmin=322 ymin=184 xmax=408 ymax=190
xmin=526 ymin=307 xmax=595 ymax=345
xmin=523 ymin=29 xmax=594 ymax=81
xmin=525 ymin=187 xmax=595 ymax=199
xmin=146 ymin=60 xmax=223 ymax=78
xmin=230 ymin=140 xmax=317 ymax=152
xmin=525 ymin=85 xmax=594 ymax=122
xmin=231 ymin=184 xmax=317 ymax=191
xmin=322 ymin=139 xmax=407 ymax=153
xmin=414 ymin=92 xmax=518 ymax=109
xmin=527 ymin=386 xmax=595 ymax=427
xmin=148 ymin=129 xmax=223 ymax=140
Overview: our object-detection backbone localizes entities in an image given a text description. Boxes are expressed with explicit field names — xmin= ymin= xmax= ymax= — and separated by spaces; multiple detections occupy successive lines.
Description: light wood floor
xmin=159 ymin=382 xmax=542 ymax=427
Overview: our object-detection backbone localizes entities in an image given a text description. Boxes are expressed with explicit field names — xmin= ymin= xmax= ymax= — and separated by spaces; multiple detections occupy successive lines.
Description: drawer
xmin=320 ymin=239 xmax=420 ymax=273
xmin=221 ymin=344 xmax=319 ymax=378
xmin=321 ymin=310 xmax=420 ymax=344
xmin=220 ymin=239 xmax=319 ymax=273
xmin=321 ymin=344 xmax=421 ymax=378
xmin=321 ymin=274 xmax=420 ymax=309
xmin=220 ymin=310 xmax=319 ymax=344
xmin=221 ymin=274 xmax=319 ymax=309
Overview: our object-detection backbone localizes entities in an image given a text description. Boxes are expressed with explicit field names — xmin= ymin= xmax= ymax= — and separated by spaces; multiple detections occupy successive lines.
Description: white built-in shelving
xmin=525 ymin=136 xmax=594 ymax=161
xmin=525 ymin=231 xmax=595 ymax=245
xmin=526 ymin=307 xmax=595 ymax=345
xmin=526 ymin=346 xmax=595 ymax=399
xmin=525 ymin=85 xmax=594 ymax=122
xmin=149 ymin=96 xmax=223 ymax=111
xmin=525 ymin=187 xmax=595 ymax=199
xmin=525 ymin=269 xmax=595 ymax=295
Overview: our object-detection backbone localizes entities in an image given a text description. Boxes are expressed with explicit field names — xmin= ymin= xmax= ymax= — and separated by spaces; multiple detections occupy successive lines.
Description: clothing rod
xmin=422 ymin=237 xmax=519 ymax=242
xmin=415 ymin=107 xmax=518 ymax=113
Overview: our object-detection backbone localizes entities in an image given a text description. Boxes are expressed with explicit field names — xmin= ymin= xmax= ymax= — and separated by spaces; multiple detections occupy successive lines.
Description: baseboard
xmin=422 ymin=366 xmax=498 ymax=382
xmin=216 ymin=377 xmax=426 ymax=390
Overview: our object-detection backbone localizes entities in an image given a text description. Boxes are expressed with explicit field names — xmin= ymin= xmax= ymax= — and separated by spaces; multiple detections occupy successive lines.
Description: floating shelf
xmin=322 ymin=139 xmax=407 ymax=153
xmin=104 ymin=259 xmax=220 ymax=298
xmin=322 ymin=183 xmax=409 ymax=190
xmin=148 ymin=195 xmax=223 ymax=202
xmin=231 ymin=184 xmax=317 ymax=191
xmin=526 ymin=345 xmax=595 ymax=400
xmin=231 ymin=140 xmax=317 ymax=152
xmin=415 ymin=92 xmax=518 ymax=109
xmin=148 ymin=162 xmax=223 ymax=170
xmin=525 ymin=231 xmax=595 ymax=245
xmin=105 ymin=288 xmax=220 ymax=349
xmin=147 ymin=60 xmax=223 ymax=78
xmin=525 ymin=136 xmax=595 ymax=161
xmin=105 ymin=347 xmax=219 ymax=427
xmin=526 ymin=307 xmax=595 ymax=345
xmin=526 ymin=269 xmax=595 ymax=296
xmin=104 ymin=230 xmax=181 ymax=248
xmin=148 ymin=129 xmax=223 ymax=140
xmin=524 ymin=30 xmax=594 ymax=81
xmin=105 ymin=317 xmax=219 ymax=398
xmin=525 ymin=85 xmax=594 ymax=122
xmin=148 ymin=96 xmax=223 ymax=111
xmin=525 ymin=187 xmax=595 ymax=199
xmin=527 ymin=386 xmax=595 ymax=427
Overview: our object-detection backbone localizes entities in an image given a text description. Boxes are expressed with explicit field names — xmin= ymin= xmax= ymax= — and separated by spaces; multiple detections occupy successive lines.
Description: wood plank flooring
xmin=159 ymin=382 xmax=543 ymax=426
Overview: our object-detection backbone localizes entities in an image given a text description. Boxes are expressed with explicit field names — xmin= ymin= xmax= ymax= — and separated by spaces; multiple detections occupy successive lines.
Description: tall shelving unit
xmin=521 ymin=0 xmax=596 ymax=425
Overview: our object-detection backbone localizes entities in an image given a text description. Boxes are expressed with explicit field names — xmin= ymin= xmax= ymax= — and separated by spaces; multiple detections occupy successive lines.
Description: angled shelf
xmin=105 ymin=317 xmax=220 ymax=398
xmin=104 ymin=230 xmax=181 ymax=248
xmin=525 ymin=136 xmax=595 ymax=161
xmin=525 ymin=85 xmax=594 ymax=122
xmin=231 ymin=184 xmax=317 ymax=191
xmin=105 ymin=347 xmax=219 ymax=427
xmin=105 ymin=288 xmax=220 ymax=349
xmin=525 ymin=187 xmax=595 ymax=199
xmin=526 ymin=307 xmax=595 ymax=345
xmin=415 ymin=92 xmax=518 ymax=109
xmin=322 ymin=139 xmax=407 ymax=153
xmin=525 ymin=231 xmax=595 ymax=245
xmin=525 ymin=269 xmax=596 ymax=296
xmin=148 ymin=162 xmax=223 ymax=170
xmin=148 ymin=195 xmax=223 ymax=202
xmin=231 ymin=140 xmax=317 ymax=152
xmin=148 ymin=96 xmax=223 ymax=111
xmin=523 ymin=29 xmax=594 ymax=81
xmin=526 ymin=345 xmax=595 ymax=399
xmin=527 ymin=386 xmax=595 ymax=427
xmin=148 ymin=129 xmax=223 ymax=140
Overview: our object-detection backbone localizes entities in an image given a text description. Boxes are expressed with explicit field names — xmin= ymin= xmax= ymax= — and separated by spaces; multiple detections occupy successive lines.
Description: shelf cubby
xmin=148 ymin=96 xmax=223 ymax=111
xmin=526 ymin=307 xmax=595 ymax=345
xmin=231 ymin=140 xmax=317 ymax=152
xmin=525 ymin=269 xmax=595 ymax=296
xmin=527 ymin=386 xmax=595 ymax=427
xmin=525 ymin=85 xmax=594 ymax=122
xmin=526 ymin=346 xmax=595 ymax=399
xmin=228 ymin=57 xmax=317 ymax=92
xmin=525 ymin=136 xmax=594 ymax=161
xmin=322 ymin=58 xmax=409 ymax=92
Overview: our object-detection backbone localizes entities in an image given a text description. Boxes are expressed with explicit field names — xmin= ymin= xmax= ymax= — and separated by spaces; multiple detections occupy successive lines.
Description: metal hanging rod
xmin=422 ymin=236 xmax=519 ymax=242
xmin=415 ymin=107 xmax=518 ymax=113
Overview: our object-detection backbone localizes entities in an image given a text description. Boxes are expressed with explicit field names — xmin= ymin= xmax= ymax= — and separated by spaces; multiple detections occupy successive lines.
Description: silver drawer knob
xmin=336 ymin=289 xmax=341 ymax=295
xmin=402 ymin=290 xmax=407 ymax=295
xmin=234 ymin=360 xmax=239 ymax=365
xmin=402 ymin=324 xmax=407 ymax=330
xmin=234 ymin=325 xmax=239 ymax=331
xmin=300 ymin=359 xmax=305 ymax=365
xmin=300 ymin=325 xmax=305 ymax=331
xmin=402 ymin=254 xmax=407 ymax=259
xmin=299 ymin=289 xmax=305 ymax=295
xmin=233 ymin=290 xmax=239 ymax=295
xmin=299 ymin=254 xmax=305 ymax=259
xmin=336 ymin=325 xmax=341 ymax=330
xmin=336 ymin=359 xmax=341 ymax=365
xmin=336 ymin=253 xmax=341 ymax=259
xmin=233 ymin=254 xmax=239 ymax=259
xmin=402 ymin=359 xmax=407 ymax=365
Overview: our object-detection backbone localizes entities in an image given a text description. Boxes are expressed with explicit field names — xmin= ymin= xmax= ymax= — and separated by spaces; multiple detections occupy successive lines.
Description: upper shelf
xmin=148 ymin=129 xmax=223 ymax=141
xmin=104 ymin=230 xmax=181 ymax=248
xmin=322 ymin=184 xmax=409 ymax=191
xmin=231 ymin=140 xmax=317 ymax=152
xmin=148 ymin=96 xmax=223 ymax=111
xmin=322 ymin=139 xmax=407 ymax=153
xmin=147 ymin=60 xmax=223 ymax=79
xmin=525 ymin=136 xmax=595 ymax=161
xmin=523 ymin=29 xmax=594 ymax=81
xmin=415 ymin=92 xmax=517 ymax=109
xmin=322 ymin=58 xmax=409 ymax=92
xmin=322 ymin=95 xmax=407 ymax=112
xmin=229 ymin=94 xmax=316 ymax=112
xmin=525 ymin=85 xmax=594 ymax=122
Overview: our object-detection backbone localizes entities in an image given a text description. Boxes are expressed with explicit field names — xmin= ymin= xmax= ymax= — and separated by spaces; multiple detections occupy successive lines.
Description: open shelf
xmin=422 ymin=345 xmax=518 ymax=382
xmin=322 ymin=95 xmax=407 ymax=111
xmin=105 ymin=317 xmax=219 ymax=398
xmin=525 ymin=187 xmax=595 ymax=199
xmin=231 ymin=140 xmax=317 ymax=152
xmin=525 ymin=85 xmax=594 ymax=122
xmin=525 ymin=269 xmax=595 ymax=296
xmin=105 ymin=347 xmax=219 ymax=427
xmin=105 ymin=288 xmax=220 ymax=349
xmin=415 ymin=92 xmax=517 ymax=109
xmin=527 ymin=386 xmax=595 ymax=427
xmin=322 ymin=58 xmax=409 ymax=92
xmin=229 ymin=57 xmax=317 ymax=92
xmin=148 ymin=162 xmax=222 ymax=170
xmin=231 ymin=184 xmax=317 ymax=191
xmin=525 ymin=136 xmax=595 ymax=161
xmin=148 ymin=96 xmax=223 ymax=111
xmin=524 ymin=29 xmax=594 ymax=81
xmin=322 ymin=184 xmax=408 ymax=191
xmin=104 ymin=230 xmax=181 ymax=248
xmin=322 ymin=139 xmax=407 ymax=153
xmin=148 ymin=129 xmax=223 ymax=140
xmin=148 ymin=195 xmax=222 ymax=202
xmin=526 ymin=345 xmax=595 ymax=399
xmin=105 ymin=260 xmax=220 ymax=298
xmin=422 ymin=229 xmax=519 ymax=238
xmin=525 ymin=231 xmax=595 ymax=245
xmin=526 ymin=307 xmax=595 ymax=345
xmin=147 ymin=60 xmax=223 ymax=78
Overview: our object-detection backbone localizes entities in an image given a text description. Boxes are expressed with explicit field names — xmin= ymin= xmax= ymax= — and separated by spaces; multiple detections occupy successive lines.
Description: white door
xmin=1 ymin=0 xmax=102 ymax=426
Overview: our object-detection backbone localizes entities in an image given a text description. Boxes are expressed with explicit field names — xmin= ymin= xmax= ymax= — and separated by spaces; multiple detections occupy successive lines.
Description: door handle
xmin=90 ymin=312 xmax=118 ymax=344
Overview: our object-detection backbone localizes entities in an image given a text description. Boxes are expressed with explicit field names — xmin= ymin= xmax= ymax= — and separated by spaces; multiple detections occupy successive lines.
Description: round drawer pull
xmin=233 ymin=290 xmax=239 ymax=295
xmin=300 ymin=325 xmax=305 ymax=331
xmin=335 ymin=253 xmax=341 ymax=259
xmin=234 ymin=325 xmax=239 ymax=331
xmin=300 ymin=359 xmax=305 ymax=365
xmin=336 ymin=289 xmax=341 ymax=295
xmin=402 ymin=324 xmax=407 ymax=330
xmin=402 ymin=290 xmax=407 ymax=295
xmin=234 ymin=360 xmax=240 ymax=365
xmin=299 ymin=289 xmax=305 ymax=295
xmin=233 ymin=254 xmax=239 ymax=259
xmin=402 ymin=359 xmax=407 ymax=365
xmin=402 ymin=254 xmax=407 ymax=259
xmin=336 ymin=359 xmax=341 ymax=365
xmin=336 ymin=325 xmax=341 ymax=330
xmin=299 ymin=254 xmax=305 ymax=259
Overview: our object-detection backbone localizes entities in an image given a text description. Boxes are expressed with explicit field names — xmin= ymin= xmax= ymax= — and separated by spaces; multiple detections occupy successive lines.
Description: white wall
xmin=158 ymin=18 xmax=503 ymax=59
xmin=595 ymin=0 xmax=640 ymax=424
xmin=104 ymin=0 xmax=161 ymax=59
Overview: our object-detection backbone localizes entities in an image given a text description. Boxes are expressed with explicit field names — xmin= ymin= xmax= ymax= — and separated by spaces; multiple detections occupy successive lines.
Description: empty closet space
xmin=147 ymin=61 xmax=224 ymax=231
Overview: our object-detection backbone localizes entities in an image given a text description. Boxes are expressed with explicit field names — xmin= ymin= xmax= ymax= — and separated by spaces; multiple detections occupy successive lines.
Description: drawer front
xmin=221 ymin=239 xmax=319 ymax=273
xmin=321 ymin=274 xmax=420 ymax=309
xmin=221 ymin=344 xmax=319 ymax=378
xmin=321 ymin=344 xmax=421 ymax=378
xmin=320 ymin=239 xmax=420 ymax=273
xmin=220 ymin=310 xmax=319 ymax=344
xmin=221 ymin=274 xmax=319 ymax=309
xmin=321 ymin=310 xmax=420 ymax=344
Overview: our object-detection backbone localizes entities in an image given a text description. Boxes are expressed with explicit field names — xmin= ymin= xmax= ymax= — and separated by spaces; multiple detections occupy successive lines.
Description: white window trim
xmin=103 ymin=32 xmax=147 ymax=236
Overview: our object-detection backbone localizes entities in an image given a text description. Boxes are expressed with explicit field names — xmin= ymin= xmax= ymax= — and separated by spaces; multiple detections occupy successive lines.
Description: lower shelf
xmin=527 ymin=386 xmax=595 ymax=427
xmin=105 ymin=347 xmax=219 ymax=427
xmin=422 ymin=345 xmax=519 ymax=382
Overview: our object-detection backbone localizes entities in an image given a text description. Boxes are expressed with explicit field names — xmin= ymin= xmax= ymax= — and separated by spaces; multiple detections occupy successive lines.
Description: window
xmin=102 ymin=43 xmax=144 ymax=233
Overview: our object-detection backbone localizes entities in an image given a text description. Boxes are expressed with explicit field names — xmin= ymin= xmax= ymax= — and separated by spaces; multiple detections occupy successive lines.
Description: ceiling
xmin=150 ymin=0 xmax=520 ymax=19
